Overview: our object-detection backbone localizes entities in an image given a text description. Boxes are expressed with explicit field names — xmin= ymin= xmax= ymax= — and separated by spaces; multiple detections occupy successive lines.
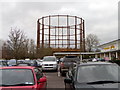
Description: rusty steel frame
xmin=37 ymin=15 xmax=85 ymax=52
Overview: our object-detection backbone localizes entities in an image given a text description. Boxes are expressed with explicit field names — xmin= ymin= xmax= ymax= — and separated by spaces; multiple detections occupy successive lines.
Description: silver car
xmin=42 ymin=56 xmax=58 ymax=71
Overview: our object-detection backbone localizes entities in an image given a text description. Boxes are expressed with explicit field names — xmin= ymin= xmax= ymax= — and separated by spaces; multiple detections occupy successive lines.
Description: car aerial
xmin=42 ymin=56 xmax=58 ymax=71
xmin=0 ymin=66 xmax=47 ymax=89
xmin=64 ymin=62 xmax=120 ymax=90
xmin=60 ymin=55 xmax=80 ymax=76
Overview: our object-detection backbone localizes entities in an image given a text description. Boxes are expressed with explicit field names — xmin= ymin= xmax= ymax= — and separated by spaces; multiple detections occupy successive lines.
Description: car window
xmin=17 ymin=64 xmax=30 ymax=66
xmin=63 ymin=56 xmax=79 ymax=62
xmin=65 ymin=56 xmax=77 ymax=58
xmin=34 ymin=68 xmax=43 ymax=80
xmin=77 ymin=64 xmax=120 ymax=83
xmin=0 ymin=61 xmax=7 ymax=66
xmin=43 ymin=57 xmax=56 ymax=62
xmin=0 ymin=69 xmax=35 ymax=86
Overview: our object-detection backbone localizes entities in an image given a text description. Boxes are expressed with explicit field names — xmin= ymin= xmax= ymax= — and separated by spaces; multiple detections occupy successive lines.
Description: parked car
xmin=64 ymin=62 xmax=120 ymax=89
xmin=0 ymin=66 xmax=47 ymax=89
xmin=42 ymin=56 xmax=58 ymax=71
xmin=0 ymin=60 xmax=8 ymax=67
xmin=36 ymin=59 xmax=43 ymax=66
xmin=16 ymin=63 xmax=31 ymax=66
xmin=60 ymin=55 xmax=80 ymax=76
xmin=7 ymin=59 xmax=17 ymax=66
xmin=17 ymin=60 xmax=25 ymax=63
xmin=24 ymin=59 xmax=32 ymax=64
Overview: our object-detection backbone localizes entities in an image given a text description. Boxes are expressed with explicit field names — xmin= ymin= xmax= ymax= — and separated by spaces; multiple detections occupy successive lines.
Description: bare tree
xmin=7 ymin=28 xmax=28 ymax=59
xmin=28 ymin=39 xmax=36 ymax=59
xmin=85 ymin=34 xmax=100 ymax=52
xmin=36 ymin=47 xmax=53 ymax=59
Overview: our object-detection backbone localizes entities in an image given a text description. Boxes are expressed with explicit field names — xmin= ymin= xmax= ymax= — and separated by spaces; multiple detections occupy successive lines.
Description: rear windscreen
xmin=0 ymin=69 xmax=35 ymax=86
xmin=65 ymin=56 xmax=77 ymax=58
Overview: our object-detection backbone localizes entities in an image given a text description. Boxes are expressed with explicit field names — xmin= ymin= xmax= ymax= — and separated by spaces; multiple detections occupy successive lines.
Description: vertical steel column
xmin=37 ymin=19 xmax=40 ymax=49
xmin=42 ymin=17 xmax=44 ymax=48
xmin=49 ymin=16 xmax=51 ymax=48
xmin=58 ymin=15 xmax=59 ymax=48
xmin=75 ymin=16 xmax=77 ymax=49
xmin=83 ymin=20 xmax=85 ymax=51
xmin=55 ymin=26 xmax=56 ymax=48
xmin=80 ymin=18 xmax=83 ymax=51
xmin=62 ymin=27 xmax=63 ymax=47
xmin=67 ymin=15 xmax=70 ymax=48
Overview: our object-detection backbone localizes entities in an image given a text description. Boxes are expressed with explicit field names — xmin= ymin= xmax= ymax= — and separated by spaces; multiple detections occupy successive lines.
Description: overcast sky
xmin=0 ymin=0 xmax=119 ymax=45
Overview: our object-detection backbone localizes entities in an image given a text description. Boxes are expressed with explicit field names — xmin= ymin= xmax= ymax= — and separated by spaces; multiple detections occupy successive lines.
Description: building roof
xmin=53 ymin=52 xmax=96 ymax=55
xmin=99 ymin=39 xmax=120 ymax=47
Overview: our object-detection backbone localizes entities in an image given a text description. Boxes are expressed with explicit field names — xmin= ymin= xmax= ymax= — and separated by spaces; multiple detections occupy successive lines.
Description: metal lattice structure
xmin=37 ymin=15 xmax=85 ymax=52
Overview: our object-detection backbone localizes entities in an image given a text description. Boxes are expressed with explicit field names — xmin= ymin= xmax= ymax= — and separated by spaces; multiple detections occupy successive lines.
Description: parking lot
xmin=44 ymin=71 xmax=65 ymax=89
xmin=1 ymin=58 xmax=120 ymax=89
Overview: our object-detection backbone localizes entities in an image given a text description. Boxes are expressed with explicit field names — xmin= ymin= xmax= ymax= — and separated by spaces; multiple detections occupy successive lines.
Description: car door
xmin=65 ymin=68 xmax=75 ymax=90
xmin=34 ymin=68 xmax=47 ymax=89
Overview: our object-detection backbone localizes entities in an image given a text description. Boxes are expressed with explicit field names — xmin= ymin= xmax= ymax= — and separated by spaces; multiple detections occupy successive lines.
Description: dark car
xmin=60 ymin=56 xmax=80 ymax=76
xmin=0 ymin=66 xmax=47 ymax=89
xmin=0 ymin=60 xmax=8 ymax=67
xmin=64 ymin=62 xmax=120 ymax=90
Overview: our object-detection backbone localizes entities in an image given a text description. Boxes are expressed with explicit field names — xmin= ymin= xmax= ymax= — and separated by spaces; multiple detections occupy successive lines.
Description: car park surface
xmin=1 ymin=58 xmax=119 ymax=90
xmin=0 ymin=66 xmax=47 ymax=89
xmin=45 ymin=71 xmax=65 ymax=89
xmin=64 ymin=62 xmax=120 ymax=90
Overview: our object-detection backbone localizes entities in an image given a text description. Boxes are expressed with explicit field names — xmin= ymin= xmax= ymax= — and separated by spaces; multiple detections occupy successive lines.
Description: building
xmin=98 ymin=39 xmax=120 ymax=60
xmin=53 ymin=39 xmax=120 ymax=60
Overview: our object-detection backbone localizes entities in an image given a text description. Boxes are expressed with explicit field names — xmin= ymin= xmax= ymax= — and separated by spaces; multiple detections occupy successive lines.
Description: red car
xmin=0 ymin=66 xmax=47 ymax=90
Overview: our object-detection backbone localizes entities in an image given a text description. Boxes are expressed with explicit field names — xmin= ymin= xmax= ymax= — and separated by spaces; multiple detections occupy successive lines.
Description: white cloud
xmin=0 ymin=1 xmax=119 ymax=45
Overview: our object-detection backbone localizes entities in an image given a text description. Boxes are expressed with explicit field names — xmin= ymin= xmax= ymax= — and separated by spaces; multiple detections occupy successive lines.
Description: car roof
xmin=44 ymin=56 xmax=56 ymax=58
xmin=0 ymin=60 xmax=7 ymax=61
xmin=0 ymin=66 xmax=35 ymax=69
xmin=79 ymin=62 xmax=115 ymax=66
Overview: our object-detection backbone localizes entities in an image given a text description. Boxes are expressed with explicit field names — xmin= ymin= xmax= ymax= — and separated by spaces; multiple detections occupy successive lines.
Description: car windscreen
xmin=0 ymin=69 xmax=35 ymax=86
xmin=77 ymin=64 xmax=120 ymax=83
xmin=43 ymin=57 xmax=56 ymax=61
xmin=65 ymin=56 xmax=77 ymax=58
xmin=17 ymin=64 xmax=30 ymax=66
xmin=63 ymin=58 xmax=79 ymax=62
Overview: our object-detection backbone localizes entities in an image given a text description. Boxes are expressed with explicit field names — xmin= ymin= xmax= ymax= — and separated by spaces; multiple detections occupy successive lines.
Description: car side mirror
xmin=64 ymin=78 xmax=72 ymax=84
xmin=38 ymin=77 xmax=46 ymax=83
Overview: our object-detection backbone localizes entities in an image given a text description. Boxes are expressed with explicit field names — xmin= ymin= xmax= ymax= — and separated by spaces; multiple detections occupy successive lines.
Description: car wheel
xmin=54 ymin=68 xmax=58 ymax=72
xmin=61 ymin=71 xmax=65 ymax=76
xmin=65 ymin=83 xmax=70 ymax=90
